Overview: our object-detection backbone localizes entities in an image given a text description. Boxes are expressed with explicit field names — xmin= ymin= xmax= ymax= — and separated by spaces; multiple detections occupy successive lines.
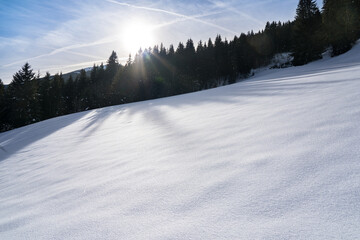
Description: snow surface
xmin=1 ymin=43 xmax=360 ymax=239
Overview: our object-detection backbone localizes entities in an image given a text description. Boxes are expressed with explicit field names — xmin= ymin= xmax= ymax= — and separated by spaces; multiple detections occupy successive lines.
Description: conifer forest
xmin=0 ymin=0 xmax=359 ymax=132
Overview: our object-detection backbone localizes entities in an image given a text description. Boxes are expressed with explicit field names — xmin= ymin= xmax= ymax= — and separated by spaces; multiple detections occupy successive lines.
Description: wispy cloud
xmin=0 ymin=36 xmax=29 ymax=50
xmin=209 ymin=0 xmax=264 ymax=26
xmin=152 ymin=10 xmax=225 ymax=30
xmin=3 ymin=36 xmax=119 ymax=68
xmin=62 ymin=50 xmax=104 ymax=60
xmin=3 ymin=3 xmax=226 ymax=69
xmin=106 ymin=0 xmax=238 ymax=35
xmin=1 ymin=0 xmax=293 ymax=84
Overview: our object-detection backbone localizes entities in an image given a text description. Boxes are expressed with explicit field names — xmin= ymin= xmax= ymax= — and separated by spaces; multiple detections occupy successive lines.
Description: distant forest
xmin=1 ymin=0 xmax=359 ymax=132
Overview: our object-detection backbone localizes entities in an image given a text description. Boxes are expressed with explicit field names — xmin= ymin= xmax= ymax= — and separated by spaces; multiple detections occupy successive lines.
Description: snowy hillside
xmin=1 ymin=42 xmax=360 ymax=239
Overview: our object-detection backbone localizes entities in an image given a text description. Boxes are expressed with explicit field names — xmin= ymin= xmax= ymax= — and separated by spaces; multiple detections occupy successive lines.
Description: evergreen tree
xmin=0 ymin=79 xmax=4 ymax=103
xmin=159 ymin=43 xmax=167 ymax=57
xmin=7 ymin=63 xmax=40 ymax=127
xmin=214 ymin=35 xmax=231 ymax=84
xmin=96 ymin=63 xmax=108 ymax=108
xmin=176 ymin=42 xmax=185 ymax=54
xmin=292 ymin=0 xmax=323 ymax=65
xmin=105 ymin=51 xmax=120 ymax=103
xmin=106 ymin=50 xmax=119 ymax=81
xmin=77 ymin=69 xmax=89 ymax=110
xmin=168 ymin=44 xmax=175 ymax=55
xmin=64 ymin=75 xmax=76 ymax=113
xmin=89 ymin=64 xmax=98 ymax=108
xmin=203 ymin=38 xmax=217 ymax=88
xmin=49 ymin=73 xmax=65 ymax=116
xmin=4 ymin=0 xmax=360 ymax=132
xmin=184 ymin=39 xmax=196 ymax=75
xmin=323 ymin=0 xmax=360 ymax=55
xmin=39 ymin=72 xmax=52 ymax=119
xmin=232 ymin=33 xmax=253 ymax=77
xmin=0 ymin=79 xmax=10 ymax=131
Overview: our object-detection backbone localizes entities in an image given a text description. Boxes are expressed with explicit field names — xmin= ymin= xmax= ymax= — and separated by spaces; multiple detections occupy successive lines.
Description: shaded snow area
xmin=1 ymin=43 xmax=360 ymax=239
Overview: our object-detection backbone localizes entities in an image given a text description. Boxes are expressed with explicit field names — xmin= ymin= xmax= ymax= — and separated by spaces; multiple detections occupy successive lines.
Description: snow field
xmin=1 ymin=42 xmax=360 ymax=239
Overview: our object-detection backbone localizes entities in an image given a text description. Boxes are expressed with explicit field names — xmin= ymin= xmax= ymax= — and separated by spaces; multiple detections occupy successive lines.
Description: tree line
xmin=0 ymin=0 xmax=359 ymax=132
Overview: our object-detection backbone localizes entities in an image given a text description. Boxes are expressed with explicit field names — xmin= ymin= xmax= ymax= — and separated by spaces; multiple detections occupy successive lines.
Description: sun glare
xmin=121 ymin=21 xmax=155 ymax=54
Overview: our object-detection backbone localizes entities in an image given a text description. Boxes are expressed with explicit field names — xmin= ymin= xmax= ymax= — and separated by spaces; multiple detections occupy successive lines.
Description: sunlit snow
xmin=1 ymin=42 xmax=360 ymax=239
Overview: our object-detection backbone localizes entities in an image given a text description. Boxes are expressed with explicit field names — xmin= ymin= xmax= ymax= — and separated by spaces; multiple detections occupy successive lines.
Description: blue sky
xmin=0 ymin=0 xmax=322 ymax=84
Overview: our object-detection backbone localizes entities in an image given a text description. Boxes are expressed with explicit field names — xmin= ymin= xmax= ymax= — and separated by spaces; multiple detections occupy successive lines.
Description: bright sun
xmin=121 ymin=21 xmax=155 ymax=54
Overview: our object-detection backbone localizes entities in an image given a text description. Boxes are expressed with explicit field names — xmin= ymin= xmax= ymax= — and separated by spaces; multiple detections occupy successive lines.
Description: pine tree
xmin=39 ymin=72 xmax=52 ymax=120
xmin=176 ymin=42 xmax=185 ymax=54
xmin=0 ymin=79 xmax=4 ymax=103
xmin=64 ymin=75 xmax=76 ymax=113
xmin=49 ymin=73 xmax=65 ymax=116
xmin=168 ymin=44 xmax=175 ymax=55
xmin=159 ymin=43 xmax=167 ymax=57
xmin=323 ymin=0 xmax=360 ymax=55
xmin=0 ymin=79 xmax=9 ymax=131
xmin=232 ymin=33 xmax=253 ymax=76
xmin=184 ymin=39 xmax=196 ymax=74
xmin=203 ymin=38 xmax=216 ymax=88
xmin=97 ymin=63 xmax=107 ymax=107
xmin=106 ymin=50 xmax=119 ymax=81
xmin=77 ymin=69 xmax=89 ymax=110
xmin=292 ymin=0 xmax=323 ymax=65
xmin=214 ymin=35 xmax=231 ymax=84
xmin=8 ymin=63 xmax=40 ymax=127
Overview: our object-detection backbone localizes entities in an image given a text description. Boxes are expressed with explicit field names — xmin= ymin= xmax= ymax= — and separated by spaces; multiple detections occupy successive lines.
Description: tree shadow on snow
xmin=0 ymin=112 xmax=87 ymax=162
xmin=1 ymin=58 xmax=359 ymax=162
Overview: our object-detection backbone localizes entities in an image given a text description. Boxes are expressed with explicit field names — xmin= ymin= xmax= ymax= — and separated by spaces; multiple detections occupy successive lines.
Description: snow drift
xmin=1 ymin=43 xmax=360 ymax=239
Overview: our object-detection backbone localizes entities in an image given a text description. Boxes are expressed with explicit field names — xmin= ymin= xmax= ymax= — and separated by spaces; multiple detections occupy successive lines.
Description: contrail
xmin=152 ymin=10 xmax=225 ymax=30
xmin=3 ymin=36 xmax=120 ymax=68
xmin=3 ymin=2 xmax=231 ymax=71
xmin=62 ymin=50 xmax=104 ymax=60
xmin=106 ymin=0 xmax=238 ymax=35
xmin=209 ymin=0 xmax=264 ymax=26
xmin=3 ymin=53 xmax=49 ymax=68
xmin=231 ymin=10 xmax=264 ymax=26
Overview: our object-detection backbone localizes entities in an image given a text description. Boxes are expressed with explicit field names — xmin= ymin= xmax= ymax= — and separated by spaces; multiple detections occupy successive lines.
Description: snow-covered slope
xmin=1 ymin=43 xmax=360 ymax=239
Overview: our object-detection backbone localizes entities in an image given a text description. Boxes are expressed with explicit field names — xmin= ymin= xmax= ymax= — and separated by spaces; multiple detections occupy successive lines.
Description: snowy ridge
xmin=1 ymin=43 xmax=360 ymax=239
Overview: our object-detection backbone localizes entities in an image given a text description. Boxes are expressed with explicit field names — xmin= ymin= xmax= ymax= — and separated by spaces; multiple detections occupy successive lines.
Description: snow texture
xmin=1 ymin=42 xmax=360 ymax=239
